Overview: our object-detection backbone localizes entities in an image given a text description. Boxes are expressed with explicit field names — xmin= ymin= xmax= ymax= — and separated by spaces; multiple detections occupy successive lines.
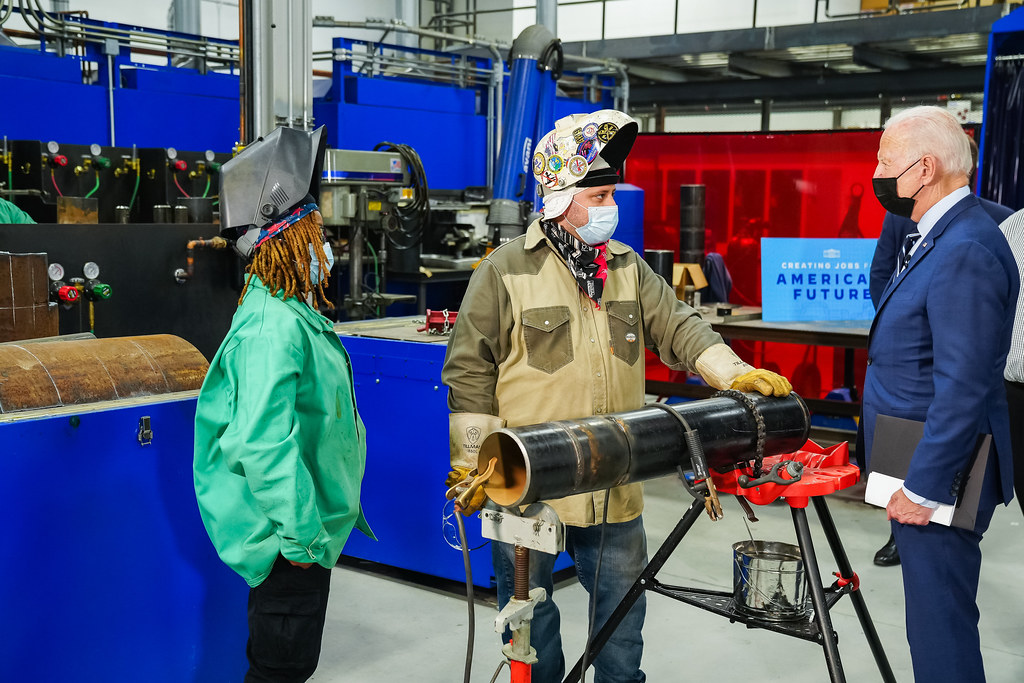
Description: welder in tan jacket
xmin=441 ymin=109 xmax=791 ymax=683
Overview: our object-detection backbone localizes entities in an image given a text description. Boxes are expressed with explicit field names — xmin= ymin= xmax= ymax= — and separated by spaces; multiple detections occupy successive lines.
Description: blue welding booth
xmin=0 ymin=337 xmax=248 ymax=681
xmin=0 ymin=21 xmax=239 ymax=151
xmin=337 ymin=318 xmax=576 ymax=587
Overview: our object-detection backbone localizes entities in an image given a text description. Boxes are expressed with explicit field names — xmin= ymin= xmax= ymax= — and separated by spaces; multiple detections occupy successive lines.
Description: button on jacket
xmin=442 ymin=219 xmax=722 ymax=526
xmin=194 ymin=276 xmax=373 ymax=587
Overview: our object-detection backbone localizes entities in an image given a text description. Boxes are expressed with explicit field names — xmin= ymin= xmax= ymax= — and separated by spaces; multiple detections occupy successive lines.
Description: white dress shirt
xmin=1001 ymin=208 xmax=1024 ymax=384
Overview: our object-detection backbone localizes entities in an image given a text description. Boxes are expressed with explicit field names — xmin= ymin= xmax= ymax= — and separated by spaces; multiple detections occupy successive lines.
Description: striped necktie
xmin=897 ymin=231 xmax=921 ymax=275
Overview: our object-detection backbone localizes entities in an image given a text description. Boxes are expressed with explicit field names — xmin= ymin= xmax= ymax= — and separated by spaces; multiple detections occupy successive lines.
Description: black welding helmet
xmin=220 ymin=125 xmax=328 ymax=259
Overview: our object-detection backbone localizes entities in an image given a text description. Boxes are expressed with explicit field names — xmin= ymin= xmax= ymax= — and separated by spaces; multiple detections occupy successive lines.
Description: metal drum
xmin=679 ymin=184 xmax=705 ymax=265
xmin=644 ymin=249 xmax=674 ymax=284
xmin=732 ymin=540 xmax=809 ymax=621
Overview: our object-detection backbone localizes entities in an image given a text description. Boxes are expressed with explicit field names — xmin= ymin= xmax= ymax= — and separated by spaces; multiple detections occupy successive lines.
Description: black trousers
xmin=245 ymin=554 xmax=332 ymax=683
xmin=1005 ymin=379 xmax=1024 ymax=515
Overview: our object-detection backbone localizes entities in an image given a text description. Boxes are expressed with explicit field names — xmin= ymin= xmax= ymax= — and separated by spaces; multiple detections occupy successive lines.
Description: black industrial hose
xmin=454 ymin=511 xmax=475 ymax=683
xmin=373 ymin=141 xmax=430 ymax=250
xmin=538 ymin=39 xmax=564 ymax=81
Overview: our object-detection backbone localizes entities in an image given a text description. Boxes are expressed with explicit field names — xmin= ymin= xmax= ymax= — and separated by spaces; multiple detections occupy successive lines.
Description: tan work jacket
xmin=442 ymin=219 xmax=722 ymax=526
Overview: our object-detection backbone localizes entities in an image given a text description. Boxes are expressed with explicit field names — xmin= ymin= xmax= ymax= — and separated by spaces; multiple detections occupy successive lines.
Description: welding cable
xmin=454 ymin=509 xmax=475 ymax=683
xmin=202 ymin=174 xmax=211 ymax=198
xmin=173 ymin=172 xmax=192 ymax=198
xmin=83 ymin=171 xmax=100 ymax=198
xmin=50 ymin=168 xmax=63 ymax=197
xmin=579 ymin=489 xmax=611 ymax=683
xmin=488 ymin=659 xmax=507 ymax=683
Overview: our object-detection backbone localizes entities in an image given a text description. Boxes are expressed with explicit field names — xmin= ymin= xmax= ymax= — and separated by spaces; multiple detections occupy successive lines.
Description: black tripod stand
xmin=562 ymin=495 xmax=897 ymax=683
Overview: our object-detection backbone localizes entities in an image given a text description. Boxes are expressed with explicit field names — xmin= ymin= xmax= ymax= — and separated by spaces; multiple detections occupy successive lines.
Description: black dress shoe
xmin=873 ymin=534 xmax=900 ymax=567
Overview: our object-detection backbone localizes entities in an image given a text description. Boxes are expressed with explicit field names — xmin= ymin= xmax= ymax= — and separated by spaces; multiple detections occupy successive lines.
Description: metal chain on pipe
xmin=713 ymin=390 xmax=767 ymax=477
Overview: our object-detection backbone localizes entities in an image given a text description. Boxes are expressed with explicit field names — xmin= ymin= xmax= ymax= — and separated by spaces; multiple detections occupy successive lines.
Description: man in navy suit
xmin=867 ymin=136 xmax=1014 ymax=568
xmin=864 ymin=105 xmax=1018 ymax=682
xmin=869 ymin=136 xmax=1014 ymax=306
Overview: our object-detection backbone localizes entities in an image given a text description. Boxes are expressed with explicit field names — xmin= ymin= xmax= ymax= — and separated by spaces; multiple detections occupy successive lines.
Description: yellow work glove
xmin=445 ymin=465 xmax=488 ymax=516
xmin=447 ymin=412 xmax=506 ymax=516
xmin=695 ymin=343 xmax=792 ymax=396
xmin=730 ymin=368 xmax=792 ymax=396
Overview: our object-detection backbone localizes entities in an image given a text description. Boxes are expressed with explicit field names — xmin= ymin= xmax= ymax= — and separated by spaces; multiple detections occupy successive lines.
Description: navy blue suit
xmin=864 ymin=194 xmax=1018 ymax=682
xmin=869 ymin=198 xmax=1014 ymax=307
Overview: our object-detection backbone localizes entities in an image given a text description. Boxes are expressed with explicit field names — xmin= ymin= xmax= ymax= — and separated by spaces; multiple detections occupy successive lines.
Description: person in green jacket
xmin=0 ymin=196 xmax=34 ymax=223
xmin=194 ymin=126 xmax=372 ymax=683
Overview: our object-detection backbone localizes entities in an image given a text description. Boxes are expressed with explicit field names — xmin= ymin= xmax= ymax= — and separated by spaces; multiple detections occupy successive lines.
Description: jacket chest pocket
xmin=606 ymin=300 xmax=641 ymax=366
xmin=522 ymin=306 xmax=573 ymax=374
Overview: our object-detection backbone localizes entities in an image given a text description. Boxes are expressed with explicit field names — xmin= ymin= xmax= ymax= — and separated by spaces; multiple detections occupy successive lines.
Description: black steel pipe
xmin=479 ymin=392 xmax=810 ymax=507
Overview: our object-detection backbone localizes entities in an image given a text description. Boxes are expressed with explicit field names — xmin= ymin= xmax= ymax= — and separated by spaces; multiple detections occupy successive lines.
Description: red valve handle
xmin=57 ymin=285 xmax=79 ymax=303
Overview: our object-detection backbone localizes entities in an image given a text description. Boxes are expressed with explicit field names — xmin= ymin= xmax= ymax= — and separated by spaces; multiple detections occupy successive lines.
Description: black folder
xmin=866 ymin=414 xmax=989 ymax=530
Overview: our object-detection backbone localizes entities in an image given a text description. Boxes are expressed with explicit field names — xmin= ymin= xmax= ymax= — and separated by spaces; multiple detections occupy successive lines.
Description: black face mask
xmin=872 ymin=158 xmax=924 ymax=218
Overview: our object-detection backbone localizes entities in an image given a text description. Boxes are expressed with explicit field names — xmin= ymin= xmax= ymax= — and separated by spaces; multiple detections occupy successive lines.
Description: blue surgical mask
xmin=309 ymin=241 xmax=334 ymax=282
xmin=567 ymin=200 xmax=619 ymax=245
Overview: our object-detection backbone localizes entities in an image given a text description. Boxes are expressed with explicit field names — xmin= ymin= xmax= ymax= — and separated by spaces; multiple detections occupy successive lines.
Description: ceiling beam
xmin=563 ymin=5 xmax=1006 ymax=62
xmin=630 ymin=65 xmax=986 ymax=106
xmin=852 ymin=44 xmax=943 ymax=71
xmin=623 ymin=62 xmax=692 ymax=83
xmin=727 ymin=53 xmax=824 ymax=79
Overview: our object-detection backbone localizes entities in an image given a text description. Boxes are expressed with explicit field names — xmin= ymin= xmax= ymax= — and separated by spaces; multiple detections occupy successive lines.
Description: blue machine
xmin=337 ymin=319 xmax=574 ymax=588
xmin=487 ymin=24 xmax=562 ymax=242
xmin=980 ymin=6 xmax=1024 ymax=209
xmin=1 ymin=383 xmax=248 ymax=680
xmin=0 ymin=17 xmax=239 ymax=151
xmin=613 ymin=183 xmax=645 ymax=255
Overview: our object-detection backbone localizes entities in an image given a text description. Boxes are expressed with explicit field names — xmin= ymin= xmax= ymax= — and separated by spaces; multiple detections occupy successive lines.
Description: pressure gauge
xmin=83 ymin=261 xmax=100 ymax=280
xmin=166 ymin=147 xmax=178 ymax=160
xmin=47 ymin=262 xmax=65 ymax=282
xmin=90 ymin=143 xmax=102 ymax=156
xmin=46 ymin=140 xmax=60 ymax=155
xmin=204 ymin=149 xmax=215 ymax=163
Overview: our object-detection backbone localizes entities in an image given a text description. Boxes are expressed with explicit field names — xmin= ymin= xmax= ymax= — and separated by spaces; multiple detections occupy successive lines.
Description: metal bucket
xmin=732 ymin=540 xmax=808 ymax=621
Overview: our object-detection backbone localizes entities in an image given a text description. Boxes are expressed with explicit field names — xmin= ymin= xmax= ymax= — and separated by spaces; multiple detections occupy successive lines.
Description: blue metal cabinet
xmin=338 ymin=320 xmax=573 ymax=588
xmin=0 ymin=395 xmax=248 ymax=682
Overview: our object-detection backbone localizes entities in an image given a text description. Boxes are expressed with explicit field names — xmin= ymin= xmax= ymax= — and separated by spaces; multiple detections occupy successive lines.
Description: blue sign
xmin=761 ymin=238 xmax=876 ymax=321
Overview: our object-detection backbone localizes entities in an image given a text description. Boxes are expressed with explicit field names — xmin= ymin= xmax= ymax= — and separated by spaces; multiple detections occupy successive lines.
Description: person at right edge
xmin=863 ymin=105 xmax=1018 ymax=682
xmin=867 ymin=134 xmax=1013 ymax=567
xmin=441 ymin=109 xmax=792 ymax=683
xmin=999 ymin=206 xmax=1024 ymax=516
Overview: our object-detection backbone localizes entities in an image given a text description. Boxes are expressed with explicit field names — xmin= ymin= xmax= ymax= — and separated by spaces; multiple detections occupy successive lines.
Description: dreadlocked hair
xmin=239 ymin=211 xmax=333 ymax=310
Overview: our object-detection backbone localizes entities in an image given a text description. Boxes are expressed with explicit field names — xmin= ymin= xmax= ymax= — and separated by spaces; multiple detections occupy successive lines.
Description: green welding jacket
xmin=0 ymin=197 xmax=34 ymax=224
xmin=194 ymin=276 xmax=373 ymax=587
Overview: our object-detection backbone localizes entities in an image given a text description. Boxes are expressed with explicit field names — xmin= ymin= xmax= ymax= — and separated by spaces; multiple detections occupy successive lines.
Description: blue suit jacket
xmin=869 ymin=198 xmax=1014 ymax=307
xmin=864 ymin=194 xmax=1019 ymax=511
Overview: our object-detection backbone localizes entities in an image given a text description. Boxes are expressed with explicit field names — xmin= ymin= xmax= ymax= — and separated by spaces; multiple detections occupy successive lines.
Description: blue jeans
xmin=492 ymin=515 xmax=648 ymax=683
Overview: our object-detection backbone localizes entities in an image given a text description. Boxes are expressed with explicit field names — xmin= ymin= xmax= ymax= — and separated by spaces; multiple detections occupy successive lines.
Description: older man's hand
xmin=886 ymin=488 xmax=933 ymax=525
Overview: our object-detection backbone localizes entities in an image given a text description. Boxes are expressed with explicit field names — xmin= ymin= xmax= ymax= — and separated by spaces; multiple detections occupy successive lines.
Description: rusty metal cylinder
xmin=0 ymin=334 xmax=209 ymax=413
xmin=479 ymin=392 xmax=810 ymax=507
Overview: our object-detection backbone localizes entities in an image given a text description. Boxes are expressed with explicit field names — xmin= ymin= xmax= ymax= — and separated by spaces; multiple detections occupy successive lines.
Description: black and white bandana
xmin=541 ymin=220 xmax=609 ymax=309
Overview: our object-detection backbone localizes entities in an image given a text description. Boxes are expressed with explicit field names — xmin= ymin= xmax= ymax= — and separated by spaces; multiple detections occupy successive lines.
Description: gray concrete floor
xmin=313 ymin=475 xmax=1024 ymax=682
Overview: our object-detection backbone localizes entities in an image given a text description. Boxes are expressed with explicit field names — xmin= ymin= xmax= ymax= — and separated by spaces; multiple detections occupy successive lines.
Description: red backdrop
xmin=629 ymin=130 xmax=888 ymax=399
